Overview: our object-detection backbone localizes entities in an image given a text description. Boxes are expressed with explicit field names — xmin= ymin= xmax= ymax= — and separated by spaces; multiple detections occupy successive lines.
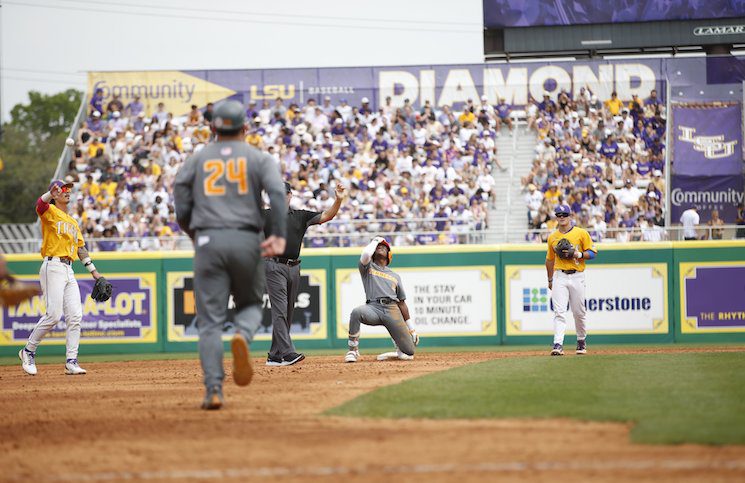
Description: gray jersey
xmin=358 ymin=260 xmax=406 ymax=301
xmin=174 ymin=141 xmax=286 ymax=237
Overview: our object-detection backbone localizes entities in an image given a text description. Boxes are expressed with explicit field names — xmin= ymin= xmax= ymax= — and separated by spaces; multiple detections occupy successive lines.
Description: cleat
xmin=550 ymin=343 xmax=564 ymax=356
xmin=282 ymin=352 xmax=305 ymax=366
xmin=64 ymin=359 xmax=87 ymax=375
xmin=576 ymin=339 xmax=587 ymax=355
xmin=265 ymin=354 xmax=283 ymax=367
xmin=231 ymin=333 xmax=253 ymax=386
xmin=201 ymin=385 xmax=223 ymax=410
xmin=396 ymin=350 xmax=414 ymax=361
xmin=19 ymin=348 xmax=37 ymax=376
xmin=344 ymin=349 xmax=360 ymax=363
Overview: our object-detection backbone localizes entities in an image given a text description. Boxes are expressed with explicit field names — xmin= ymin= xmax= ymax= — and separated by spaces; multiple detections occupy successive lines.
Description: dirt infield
xmin=2 ymin=347 xmax=745 ymax=482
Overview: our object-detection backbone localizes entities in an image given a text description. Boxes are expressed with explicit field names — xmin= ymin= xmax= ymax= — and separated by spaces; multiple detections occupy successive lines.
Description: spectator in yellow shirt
xmin=605 ymin=91 xmax=623 ymax=116
xmin=459 ymin=107 xmax=476 ymax=125
xmin=80 ymin=175 xmax=100 ymax=197
xmin=245 ymin=130 xmax=264 ymax=149
xmin=87 ymin=138 xmax=105 ymax=159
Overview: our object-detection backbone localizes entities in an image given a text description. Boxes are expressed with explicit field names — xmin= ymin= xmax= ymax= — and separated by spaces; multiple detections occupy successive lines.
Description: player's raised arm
xmin=360 ymin=237 xmax=384 ymax=265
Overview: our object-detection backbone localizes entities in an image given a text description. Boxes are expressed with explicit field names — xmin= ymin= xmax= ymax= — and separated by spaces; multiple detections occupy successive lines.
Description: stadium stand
xmin=62 ymin=95 xmax=512 ymax=250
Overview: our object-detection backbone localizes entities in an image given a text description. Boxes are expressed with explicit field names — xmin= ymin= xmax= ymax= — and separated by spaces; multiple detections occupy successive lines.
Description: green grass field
xmin=327 ymin=352 xmax=745 ymax=445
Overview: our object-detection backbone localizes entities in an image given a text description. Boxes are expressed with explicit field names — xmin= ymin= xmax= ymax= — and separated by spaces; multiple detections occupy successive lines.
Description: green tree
xmin=0 ymin=89 xmax=83 ymax=223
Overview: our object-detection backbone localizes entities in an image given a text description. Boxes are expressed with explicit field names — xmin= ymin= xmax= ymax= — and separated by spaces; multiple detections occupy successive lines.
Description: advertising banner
xmin=0 ymin=274 xmax=158 ymax=345
xmin=166 ymin=270 xmax=327 ymax=342
xmin=505 ymin=264 xmax=668 ymax=335
xmin=483 ymin=0 xmax=744 ymax=28
xmin=680 ymin=262 xmax=745 ymax=333
xmin=672 ymin=103 xmax=743 ymax=176
xmin=89 ymin=58 xmax=673 ymax=115
xmin=670 ymin=174 xmax=745 ymax=223
xmin=335 ymin=266 xmax=497 ymax=339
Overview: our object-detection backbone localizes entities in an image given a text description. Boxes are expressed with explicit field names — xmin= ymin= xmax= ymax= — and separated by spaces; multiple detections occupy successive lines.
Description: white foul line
xmin=29 ymin=458 xmax=745 ymax=481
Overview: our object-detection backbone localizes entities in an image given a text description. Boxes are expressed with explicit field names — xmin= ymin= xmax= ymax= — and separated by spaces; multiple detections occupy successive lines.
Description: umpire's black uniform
xmin=263 ymin=189 xmax=321 ymax=366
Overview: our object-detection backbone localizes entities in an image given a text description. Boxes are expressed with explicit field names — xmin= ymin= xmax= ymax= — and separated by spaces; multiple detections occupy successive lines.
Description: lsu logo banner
xmin=672 ymin=103 xmax=743 ymax=176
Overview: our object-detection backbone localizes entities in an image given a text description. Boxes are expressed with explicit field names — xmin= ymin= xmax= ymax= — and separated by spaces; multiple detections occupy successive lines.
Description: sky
xmin=0 ymin=0 xmax=484 ymax=122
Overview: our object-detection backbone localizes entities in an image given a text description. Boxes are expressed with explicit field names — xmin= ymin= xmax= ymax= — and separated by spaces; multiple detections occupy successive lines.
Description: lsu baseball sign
xmin=505 ymin=264 xmax=668 ymax=336
xmin=0 ymin=274 xmax=158 ymax=345
xmin=336 ymin=266 xmax=497 ymax=338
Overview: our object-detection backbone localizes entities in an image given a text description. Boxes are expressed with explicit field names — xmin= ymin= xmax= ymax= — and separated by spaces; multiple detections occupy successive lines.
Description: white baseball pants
xmin=25 ymin=258 xmax=82 ymax=359
xmin=551 ymin=270 xmax=587 ymax=345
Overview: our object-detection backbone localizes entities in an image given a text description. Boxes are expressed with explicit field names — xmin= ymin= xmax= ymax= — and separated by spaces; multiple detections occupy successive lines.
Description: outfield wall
xmin=2 ymin=241 xmax=744 ymax=356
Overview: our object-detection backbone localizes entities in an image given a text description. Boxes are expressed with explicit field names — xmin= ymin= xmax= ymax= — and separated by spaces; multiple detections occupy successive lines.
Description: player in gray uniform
xmin=344 ymin=236 xmax=419 ymax=363
xmin=174 ymin=100 xmax=287 ymax=410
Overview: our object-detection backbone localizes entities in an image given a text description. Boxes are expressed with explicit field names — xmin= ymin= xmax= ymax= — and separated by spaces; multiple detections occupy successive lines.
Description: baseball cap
xmin=324 ymin=95 xmax=331 ymax=101
xmin=361 ymin=97 xmax=369 ymax=103
xmin=49 ymin=179 xmax=74 ymax=191
xmin=653 ymin=169 xmax=662 ymax=177
xmin=554 ymin=204 xmax=571 ymax=216
xmin=284 ymin=182 xmax=292 ymax=194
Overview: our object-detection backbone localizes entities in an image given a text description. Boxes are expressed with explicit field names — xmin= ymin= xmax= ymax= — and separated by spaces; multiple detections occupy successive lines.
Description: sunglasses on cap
xmin=58 ymin=185 xmax=72 ymax=193
xmin=556 ymin=212 xmax=570 ymax=218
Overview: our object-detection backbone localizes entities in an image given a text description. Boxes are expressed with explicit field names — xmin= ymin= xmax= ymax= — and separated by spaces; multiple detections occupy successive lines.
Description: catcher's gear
xmin=212 ymin=100 xmax=246 ymax=134
xmin=91 ymin=276 xmax=113 ymax=302
xmin=554 ymin=238 xmax=575 ymax=259
xmin=0 ymin=279 xmax=41 ymax=307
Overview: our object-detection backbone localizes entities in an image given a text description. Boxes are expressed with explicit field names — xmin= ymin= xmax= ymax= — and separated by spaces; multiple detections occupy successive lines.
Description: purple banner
xmin=685 ymin=265 xmax=745 ymax=328
xmin=672 ymin=104 xmax=743 ymax=176
xmin=671 ymin=174 xmax=745 ymax=223
xmin=1 ymin=276 xmax=156 ymax=345
xmin=484 ymin=0 xmax=745 ymax=28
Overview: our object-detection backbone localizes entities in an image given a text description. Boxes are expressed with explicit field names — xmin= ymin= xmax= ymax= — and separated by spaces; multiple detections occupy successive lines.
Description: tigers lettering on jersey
xmin=546 ymin=226 xmax=596 ymax=272
xmin=37 ymin=201 xmax=85 ymax=258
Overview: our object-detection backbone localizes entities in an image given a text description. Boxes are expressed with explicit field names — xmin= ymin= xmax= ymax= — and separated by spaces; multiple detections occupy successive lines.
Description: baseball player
xmin=344 ymin=237 xmax=418 ymax=363
xmin=19 ymin=180 xmax=108 ymax=376
xmin=263 ymin=181 xmax=345 ymax=367
xmin=546 ymin=204 xmax=597 ymax=356
xmin=174 ymin=100 xmax=287 ymax=410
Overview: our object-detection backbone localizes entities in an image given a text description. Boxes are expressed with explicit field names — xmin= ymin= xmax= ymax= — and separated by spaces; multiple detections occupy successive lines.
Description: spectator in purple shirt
xmin=90 ymin=88 xmax=104 ymax=114
xmin=599 ymin=135 xmax=619 ymax=159
xmin=645 ymin=89 xmax=661 ymax=106
xmin=125 ymin=95 xmax=144 ymax=118
xmin=371 ymin=132 xmax=388 ymax=154
xmin=495 ymin=97 xmax=513 ymax=131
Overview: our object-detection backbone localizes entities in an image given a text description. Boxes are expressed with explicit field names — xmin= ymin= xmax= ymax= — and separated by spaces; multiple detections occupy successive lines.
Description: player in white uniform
xmin=545 ymin=204 xmax=597 ymax=356
xmin=19 ymin=180 xmax=106 ymax=375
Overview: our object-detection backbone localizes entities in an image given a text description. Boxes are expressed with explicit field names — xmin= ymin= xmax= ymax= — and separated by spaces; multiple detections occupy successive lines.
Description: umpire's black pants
xmin=265 ymin=259 xmax=301 ymax=359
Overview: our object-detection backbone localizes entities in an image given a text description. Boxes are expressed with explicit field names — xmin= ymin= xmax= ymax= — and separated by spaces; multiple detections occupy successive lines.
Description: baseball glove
xmin=0 ymin=279 xmax=41 ymax=307
xmin=554 ymin=238 xmax=575 ymax=259
xmin=91 ymin=276 xmax=113 ymax=302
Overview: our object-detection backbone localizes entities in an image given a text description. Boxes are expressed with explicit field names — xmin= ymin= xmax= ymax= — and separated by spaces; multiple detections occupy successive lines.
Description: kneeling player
xmin=345 ymin=237 xmax=419 ymax=362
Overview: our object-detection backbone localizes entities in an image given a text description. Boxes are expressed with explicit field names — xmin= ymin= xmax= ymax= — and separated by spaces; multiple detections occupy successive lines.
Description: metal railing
xmin=3 ymin=224 xmax=742 ymax=254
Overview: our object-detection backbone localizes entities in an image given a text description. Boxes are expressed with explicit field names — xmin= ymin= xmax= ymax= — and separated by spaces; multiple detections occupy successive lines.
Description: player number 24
xmin=203 ymin=158 xmax=248 ymax=196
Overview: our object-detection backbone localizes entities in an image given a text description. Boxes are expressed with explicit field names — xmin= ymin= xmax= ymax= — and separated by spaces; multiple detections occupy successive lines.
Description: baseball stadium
xmin=1 ymin=1 xmax=745 ymax=481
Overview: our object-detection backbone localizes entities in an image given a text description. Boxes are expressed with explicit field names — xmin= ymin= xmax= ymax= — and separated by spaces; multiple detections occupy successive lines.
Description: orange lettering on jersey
xmin=203 ymin=160 xmax=226 ymax=196
xmin=203 ymin=158 xmax=249 ymax=196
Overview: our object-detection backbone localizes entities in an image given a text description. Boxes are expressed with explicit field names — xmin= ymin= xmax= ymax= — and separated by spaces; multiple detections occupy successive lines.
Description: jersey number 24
xmin=203 ymin=158 xmax=248 ymax=196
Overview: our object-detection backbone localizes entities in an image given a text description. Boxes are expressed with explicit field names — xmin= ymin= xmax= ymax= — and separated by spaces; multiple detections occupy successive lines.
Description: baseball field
xmin=2 ymin=345 xmax=745 ymax=482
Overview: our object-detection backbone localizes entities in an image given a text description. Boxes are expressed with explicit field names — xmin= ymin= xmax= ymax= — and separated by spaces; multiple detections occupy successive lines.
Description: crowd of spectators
xmin=63 ymin=89 xmax=515 ymax=250
xmin=521 ymin=87 xmax=668 ymax=242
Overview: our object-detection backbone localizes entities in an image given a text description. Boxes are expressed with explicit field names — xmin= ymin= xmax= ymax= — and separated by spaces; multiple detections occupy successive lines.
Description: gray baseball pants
xmin=349 ymin=302 xmax=415 ymax=356
xmin=193 ymin=229 xmax=265 ymax=389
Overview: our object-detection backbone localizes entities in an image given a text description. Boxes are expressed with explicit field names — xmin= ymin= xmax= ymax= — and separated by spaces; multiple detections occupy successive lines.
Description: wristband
xmin=82 ymin=257 xmax=96 ymax=273
xmin=41 ymin=191 xmax=53 ymax=203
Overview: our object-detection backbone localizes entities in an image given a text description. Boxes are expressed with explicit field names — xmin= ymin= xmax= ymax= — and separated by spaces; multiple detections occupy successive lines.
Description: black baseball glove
xmin=91 ymin=276 xmax=113 ymax=302
xmin=554 ymin=238 xmax=575 ymax=259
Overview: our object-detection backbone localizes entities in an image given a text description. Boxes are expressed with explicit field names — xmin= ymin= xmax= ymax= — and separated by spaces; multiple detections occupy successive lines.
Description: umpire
xmin=263 ymin=182 xmax=345 ymax=366
xmin=175 ymin=100 xmax=287 ymax=410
